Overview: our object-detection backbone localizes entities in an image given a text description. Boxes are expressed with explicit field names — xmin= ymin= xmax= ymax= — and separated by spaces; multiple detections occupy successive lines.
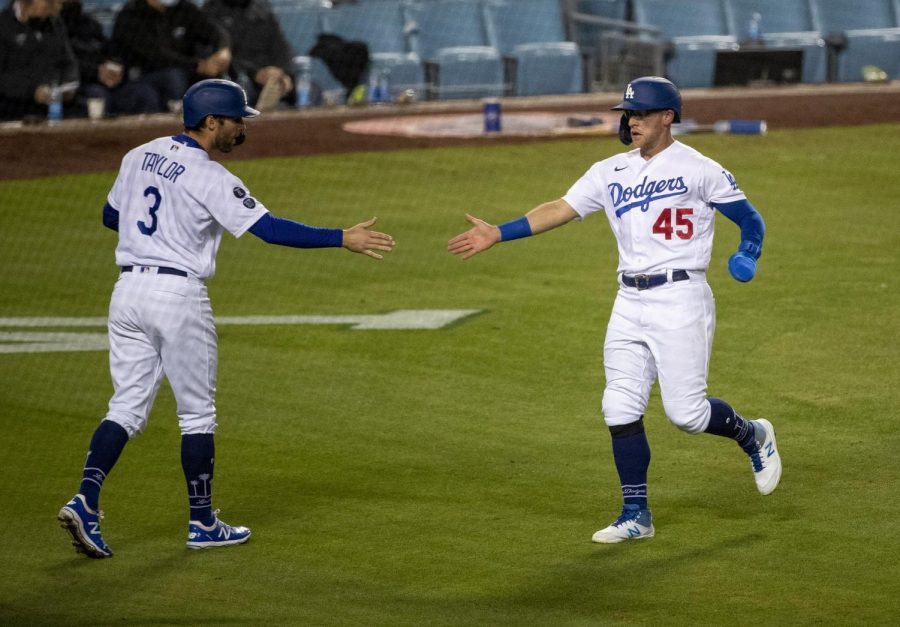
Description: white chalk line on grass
xmin=0 ymin=309 xmax=482 ymax=354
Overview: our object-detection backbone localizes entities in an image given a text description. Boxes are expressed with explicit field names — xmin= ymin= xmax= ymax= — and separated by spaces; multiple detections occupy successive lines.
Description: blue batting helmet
xmin=182 ymin=79 xmax=260 ymax=128
xmin=612 ymin=76 xmax=682 ymax=145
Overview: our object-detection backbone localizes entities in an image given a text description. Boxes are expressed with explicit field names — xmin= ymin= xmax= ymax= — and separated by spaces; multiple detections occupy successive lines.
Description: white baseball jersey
xmin=108 ymin=135 xmax=268 ymax=279
xmin=563 ymin=140 xmax=745 ymax=274
xmin=103 ymin=134 xmax=267 ymax=437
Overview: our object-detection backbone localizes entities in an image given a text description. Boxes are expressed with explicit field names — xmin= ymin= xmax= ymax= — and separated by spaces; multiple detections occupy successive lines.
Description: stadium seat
xmin=322 ymin=0 xmax=426 ymax=100
xmin=483 ymin=0 xmax=584 ymax=96
xmin=503 ymin=42 xmax=584 ymax=96
xmin=727 ymin=0 xmax=828 ymax=83
xmin=632 ymin=0 xmax=738 ymax=88
xmin=566 ymin=0 xmax=629 ymax=54
xmin=813 ymin=0 xmax=900 ymax=81
xmin=406 ymin=0 xmax=506 ymax=99
xmin=271 ymin=4 xmax=344 ymax=102
xmin=429 ymin=46 xmax=505 ymax=100
xmin=813 ymin=0 xmax=899 ymax=30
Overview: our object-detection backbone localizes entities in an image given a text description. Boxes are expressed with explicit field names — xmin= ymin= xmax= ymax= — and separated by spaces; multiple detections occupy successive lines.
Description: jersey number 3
xmin=652 ymin=207 xmax=693 ymax=240
xmin=138 ymin=186 xmax=161 ymax=236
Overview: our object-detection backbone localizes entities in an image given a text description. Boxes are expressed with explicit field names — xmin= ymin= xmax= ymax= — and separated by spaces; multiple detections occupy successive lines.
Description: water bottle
xmin=295 ymin=64 xmax=311 ymax=108
xmin=377 ymin=68 xmax=390 ymax=103
xmin=483 ymin=98 xmax=501 ymax=133
xmin=748 ymin=12 xmax=762 ymax=42
xmin=367 ymin=70 xmax=381 ymax=103
xmin=48 ymin=83 xmax=62 ymax=126
xmin=366 ymin=68 xmax=391 ymax=104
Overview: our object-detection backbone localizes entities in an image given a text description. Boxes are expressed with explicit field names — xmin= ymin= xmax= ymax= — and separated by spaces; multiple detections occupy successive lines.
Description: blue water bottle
xmin=748 ymin=12 xmax=762 ymax=42
xmin=295 ymin=62 xmax=311 ymax=108
xmin=48 ymin=83 xmax=63 ymax=126
xmin=483 ymin=98 xmax=501 ymax=133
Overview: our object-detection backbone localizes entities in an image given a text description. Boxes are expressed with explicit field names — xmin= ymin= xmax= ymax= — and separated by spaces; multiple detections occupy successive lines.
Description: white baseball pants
xmin=601 ymin=274 xmax=715 ymax=434
xmin=104 ymin=270 xmax=218 ymax=437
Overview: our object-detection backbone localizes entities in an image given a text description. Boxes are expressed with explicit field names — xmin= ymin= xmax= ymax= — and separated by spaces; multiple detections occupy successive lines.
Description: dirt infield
xmin=2 ymin=82 xmax=898 ymax=180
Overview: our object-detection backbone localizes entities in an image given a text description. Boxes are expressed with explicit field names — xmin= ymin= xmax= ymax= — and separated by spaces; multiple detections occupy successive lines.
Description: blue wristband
xmin=738 ymin=240 xmax=761 ymax=259
xmin=498 ymin=216 xmax=532 ymax=242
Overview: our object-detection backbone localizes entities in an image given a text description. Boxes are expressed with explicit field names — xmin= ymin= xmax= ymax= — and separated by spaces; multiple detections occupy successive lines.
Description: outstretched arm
xmin=447 ymin=199 xmax=579 ymax=260
xmin=249 ymin=213 xmax=394 ymax=260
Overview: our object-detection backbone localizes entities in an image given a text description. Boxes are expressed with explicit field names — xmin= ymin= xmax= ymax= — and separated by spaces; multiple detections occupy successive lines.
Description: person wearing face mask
xmin=0 ymin=0 xmax=79 ymax=121
xmin=201 ymin=0 xmax=294 ymax=110
xmin=109 ymin=0 xmax=232 ymax=114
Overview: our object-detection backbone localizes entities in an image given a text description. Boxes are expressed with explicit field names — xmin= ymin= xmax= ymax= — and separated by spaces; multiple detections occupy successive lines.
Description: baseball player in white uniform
xmin=58 ymin=79 xmax=394 ymax=558
xmin=448 ymin=77 xmax=781 ymax=543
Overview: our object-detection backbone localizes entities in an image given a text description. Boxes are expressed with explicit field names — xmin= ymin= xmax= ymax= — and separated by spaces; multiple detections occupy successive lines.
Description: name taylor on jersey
xmin=141 ymin=150 xmax=186 ymax=183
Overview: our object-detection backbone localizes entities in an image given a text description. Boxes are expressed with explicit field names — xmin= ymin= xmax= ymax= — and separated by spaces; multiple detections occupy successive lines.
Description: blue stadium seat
xmin=813 ymin=0 xmax=899 ymax=30
xmin=567 ymin=0 xmax=629 ymax=53
xmin=506 ymin=42 xmax=584 ymax=95
xmin=322 ymin=0 xmax=426 ymax=100
xmin=634 ymin=0 xmax=730 ymax=38
xmin=813 ymin=0 xmax=900 ymax=81
xmin=728 ymin=0 xmax=828 ymax=83
xmin=272 ymin=4 xmax=343 ymax=101
xmin=271 ymin=4 xmax=328 ymax=58
xmin=406 ymin=0 xmax=505 ymax=99
xmin=483 ymin=0 xmax=583 ymax=96
xmin=430 ymin=46 xmax=505 ymax=100
xmin=632 ymin=0 xmax=738 ymax=88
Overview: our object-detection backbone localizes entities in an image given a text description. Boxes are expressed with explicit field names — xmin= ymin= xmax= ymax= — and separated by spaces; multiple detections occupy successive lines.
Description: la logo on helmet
xmin=624 ymin=84 xmax=635 ymax=99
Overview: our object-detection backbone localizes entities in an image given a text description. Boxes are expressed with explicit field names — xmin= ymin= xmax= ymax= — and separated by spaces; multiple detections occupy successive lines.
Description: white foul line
xmin=0 ymin=309 xmax=481 ymax=354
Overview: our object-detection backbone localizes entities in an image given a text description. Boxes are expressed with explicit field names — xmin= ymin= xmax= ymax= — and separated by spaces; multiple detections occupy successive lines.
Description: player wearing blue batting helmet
xmin=612 ymin=76 xmax=682 ymax=145
xmin=182 ymin=79 xmax=260 ymax=130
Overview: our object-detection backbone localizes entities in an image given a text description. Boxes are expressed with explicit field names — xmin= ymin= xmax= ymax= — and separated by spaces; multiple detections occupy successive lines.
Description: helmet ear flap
xmin=618 ymin=114 xmax=632 ymax=145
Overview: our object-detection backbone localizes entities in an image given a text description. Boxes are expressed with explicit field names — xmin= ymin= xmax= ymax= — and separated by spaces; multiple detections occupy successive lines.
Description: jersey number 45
xmin=652 ymin=207 xmax=693 ymax=240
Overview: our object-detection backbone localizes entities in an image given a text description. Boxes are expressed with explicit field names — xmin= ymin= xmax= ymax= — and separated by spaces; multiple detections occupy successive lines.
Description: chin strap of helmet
xmin=618 ymin=114 xmax=632 ymax=145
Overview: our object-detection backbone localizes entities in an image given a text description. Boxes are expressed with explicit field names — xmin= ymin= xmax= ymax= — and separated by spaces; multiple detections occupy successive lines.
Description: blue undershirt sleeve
xmin=248 ymin=213 xmax=343 ymax=248
xmin=103 ymin=202 xmax=119 ymax=232
xmin=712 ymin=199 xmax=765 ymax=258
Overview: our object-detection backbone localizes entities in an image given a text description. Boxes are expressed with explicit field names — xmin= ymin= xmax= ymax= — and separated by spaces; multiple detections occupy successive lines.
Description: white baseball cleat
xmin=592 ymin=506 xmax=655 ymax=544
xmin=749 ymin=419 xmax=782 ymax=495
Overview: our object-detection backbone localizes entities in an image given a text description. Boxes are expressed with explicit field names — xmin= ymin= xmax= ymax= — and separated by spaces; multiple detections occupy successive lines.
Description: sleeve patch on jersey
xmin=243 ymin=197 xmax=257 ymax=209
xmin=233 ymin=187 xmax=247 ymax=199
xmin=722 ymin=170 xmax=739 ymax=191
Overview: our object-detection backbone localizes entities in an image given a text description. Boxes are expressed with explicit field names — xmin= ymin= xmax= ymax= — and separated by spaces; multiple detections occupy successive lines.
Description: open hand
xmin=447 ymin=213 xmax=500 ymax=260
xmin=343 ymin=217 xmax=395 ymax=260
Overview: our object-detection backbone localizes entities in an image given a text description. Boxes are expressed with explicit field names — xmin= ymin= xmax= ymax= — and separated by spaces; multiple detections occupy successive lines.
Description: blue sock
xmin=181 ymin=433 xmax=215 ymax=525
xmin=705 ymin=397 xmax=757 ymax=454
xmin=79 ymin=420 xmax=129 ymax=511
xmin=609 ymin=418 xmax=651 ymax=510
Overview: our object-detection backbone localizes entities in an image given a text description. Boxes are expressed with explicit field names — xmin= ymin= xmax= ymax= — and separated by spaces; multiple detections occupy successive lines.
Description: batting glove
xmin=728 ymin=252 xmax=756 ymax=282
xmin=728 ymin=240 xmax=761 ymax=282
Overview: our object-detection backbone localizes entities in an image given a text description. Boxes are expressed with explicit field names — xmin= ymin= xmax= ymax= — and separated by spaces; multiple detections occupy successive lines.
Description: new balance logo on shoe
xmin=58 ymin=494 xmax=113 ymax=559
xmin=186 ymin=510 xmax=251 ymax=549
xmin=750 ymin=419 xmax=782 ymax=495
xmin=592 ymin=507 xmax=655 ymax=544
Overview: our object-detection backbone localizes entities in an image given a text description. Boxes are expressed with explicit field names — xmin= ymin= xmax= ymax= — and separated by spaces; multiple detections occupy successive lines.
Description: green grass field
xmin=1 ymin=124 xmax=898 ymax=625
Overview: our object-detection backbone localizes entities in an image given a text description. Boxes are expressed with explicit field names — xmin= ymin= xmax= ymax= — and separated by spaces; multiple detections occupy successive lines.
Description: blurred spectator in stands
xmin=59 ymin=0 xmax=157 ymax=117
xmin=0 ymin=0 xmax=79 ymax=121
xmin=202 ymin=0 xmax=294 ymax=110
xmin=110 ymin=0 xmax=232 ymax=113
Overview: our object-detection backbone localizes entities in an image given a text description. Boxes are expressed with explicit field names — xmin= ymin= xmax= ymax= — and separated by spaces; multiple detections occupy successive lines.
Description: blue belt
xmin=121 ymin=265 xmax=187 ymax=277
xmin=621 ymin=270 xmax=689 ymax=290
